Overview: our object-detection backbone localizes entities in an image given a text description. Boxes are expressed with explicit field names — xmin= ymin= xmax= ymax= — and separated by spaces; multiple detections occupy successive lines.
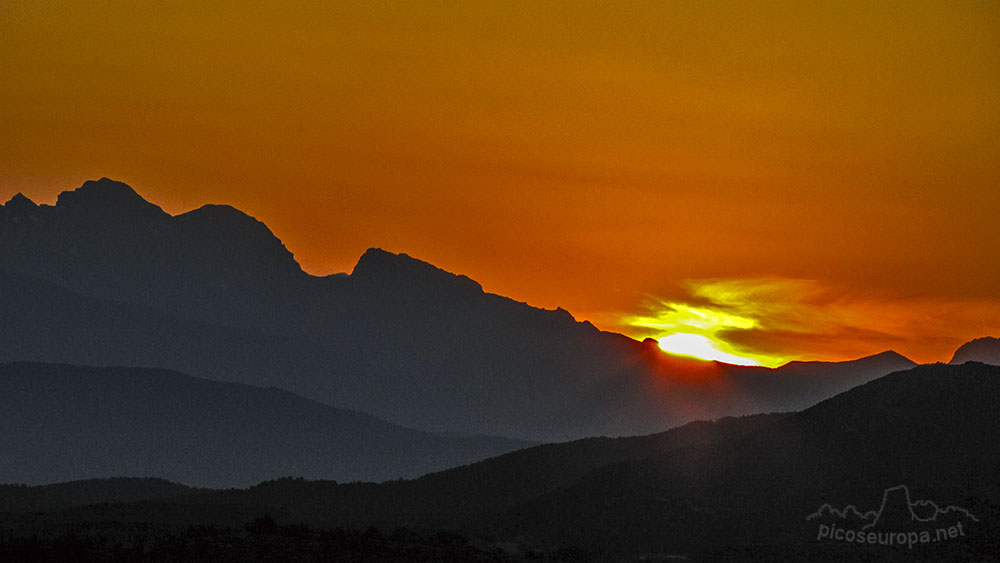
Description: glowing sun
xmin=655 ymin=332 xmax=759 ymax=366
xmin=620 ymin=280 xmax=798 ymax=368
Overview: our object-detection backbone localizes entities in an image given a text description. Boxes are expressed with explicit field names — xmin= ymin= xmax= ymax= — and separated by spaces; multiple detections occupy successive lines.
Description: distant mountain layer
xmin=1 ymin=179 xmax=916 ymax=441
xmin=3 ymin=363 xmax=998 ymax=561
xmin=0 ymin=363 xmax=530 ymax=488
xmin=950 ymin=336 xmax=1000 ymax=365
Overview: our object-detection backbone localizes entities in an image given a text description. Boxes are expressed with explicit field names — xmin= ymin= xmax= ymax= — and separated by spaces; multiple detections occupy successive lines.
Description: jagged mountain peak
xmin=177 ymin=203 xmax=278 ymax=239
xmin=351 ymin=247 xmax=483 ymax=294
xmin=173 ymin=203 xmax=302 ymax=275
xmin=2 ymin=193 xmax=40 ymax=221
xmin=185 ymin=203 xmax=253 ymax=218
xmin=4 ymin=193 xmax=37 ymax=211
xmin=55 ymin=178 xmax=168 ymax=219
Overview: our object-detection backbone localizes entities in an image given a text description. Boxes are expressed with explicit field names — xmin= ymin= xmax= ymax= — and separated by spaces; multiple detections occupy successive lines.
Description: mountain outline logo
xmin=806 ymin=485 xmax=978 ymax=548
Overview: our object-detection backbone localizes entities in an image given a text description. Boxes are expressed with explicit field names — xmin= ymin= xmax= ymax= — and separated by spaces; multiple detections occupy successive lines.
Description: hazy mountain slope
xmin=0 ymin=363 xmax=531 ymax=488
xmin=0 ymin=179 xmax=918 ymax=440
xmin=0 ymin=267 xmax=344 ymax=392
xmin=714 ymin=350 xmax=917 ymax=414
xmin=950 ymin=336 xmax=1000 ymax=365
xmin=0 ymin=266 xmax=397 ymax=408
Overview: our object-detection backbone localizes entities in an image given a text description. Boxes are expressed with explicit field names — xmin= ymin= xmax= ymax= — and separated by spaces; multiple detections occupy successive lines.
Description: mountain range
xmin=3 ymin=362 xmax=997 ymax=561
xmin=2 ymin=177 xmax=998 ymax=559
xmin=1 ymin=178 xmax=929 ymax=444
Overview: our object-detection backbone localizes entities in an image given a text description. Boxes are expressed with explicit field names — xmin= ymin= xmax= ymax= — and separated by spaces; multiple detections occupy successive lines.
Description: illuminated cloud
xmin=621 ymin=279 xmax=808 ymax=367
xmin=620 ymin=278 xmax=1000 ymax=366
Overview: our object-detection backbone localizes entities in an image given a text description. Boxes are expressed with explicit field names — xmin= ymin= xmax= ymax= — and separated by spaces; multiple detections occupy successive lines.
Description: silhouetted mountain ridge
xmin=351 ymin=247 xmax=484 ymax=296
xmin=2 ymin=193 xmax=38 ymax=216
xmin=0 ymin=178 xmax=924 ymax=441
xmin=171 ymin=203 xmax=302 ymax=279
xmin=55 ymin=177 xmax=168 ymax=219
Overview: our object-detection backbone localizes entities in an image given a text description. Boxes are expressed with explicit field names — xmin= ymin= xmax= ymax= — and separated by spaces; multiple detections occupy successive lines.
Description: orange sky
xmin=2 ymin=1 xmax=998 ymax=364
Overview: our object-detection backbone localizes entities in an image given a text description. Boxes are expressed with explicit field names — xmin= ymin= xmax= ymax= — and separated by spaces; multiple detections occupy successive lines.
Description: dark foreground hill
xmin=1 ymin=179 xmax=916 ymax=441
xmin=0 ymin=478 xmax=201 ymax=513
xmin=477 ymin=361 xmax=1000 ymax=558
xmin=0 ymin=363 xmax=530 ymax=488
xmin=3 ymin=363 xmax=996 ymax=562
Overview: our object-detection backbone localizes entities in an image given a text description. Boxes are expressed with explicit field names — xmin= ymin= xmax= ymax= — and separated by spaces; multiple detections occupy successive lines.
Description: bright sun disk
xmin=656 ymin=333 xmax=760 ymax=366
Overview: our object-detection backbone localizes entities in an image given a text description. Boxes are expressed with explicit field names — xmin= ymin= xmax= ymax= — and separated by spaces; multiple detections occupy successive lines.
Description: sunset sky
xmin=2 ymin=1 xmax=998 ymax=365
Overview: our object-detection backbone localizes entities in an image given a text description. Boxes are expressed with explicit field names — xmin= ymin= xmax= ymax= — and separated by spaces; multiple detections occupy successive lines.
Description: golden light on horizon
xmin=622 ymin=293 xmax=790 ymax=367
xmin=655 ymin=333 xmax=764 ymax=367
xmin=619 ymin=277 xmax=1000 ymax=366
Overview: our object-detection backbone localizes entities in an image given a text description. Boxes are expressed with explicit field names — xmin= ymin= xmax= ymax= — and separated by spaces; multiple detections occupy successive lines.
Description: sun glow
xmin=655 ymin=333 xmax=760 ymax=366
xmin=620 ymin=279 xmax=805 ymax=368
xmin=625 ymin=301 xmax=787 ymax=367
